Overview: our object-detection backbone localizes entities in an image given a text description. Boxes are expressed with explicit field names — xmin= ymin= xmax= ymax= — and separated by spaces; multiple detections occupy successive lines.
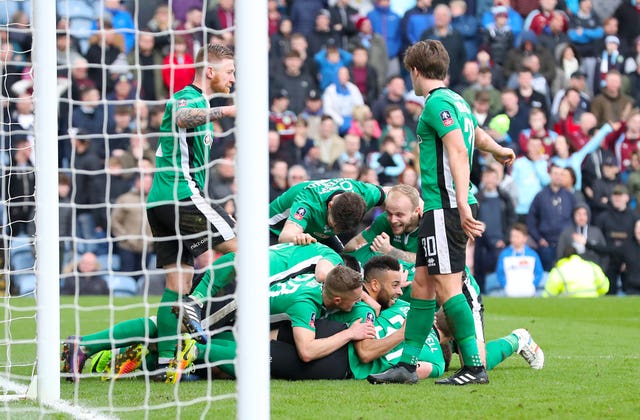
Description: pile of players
xmin=61 ymin=181 xmax=543 ymax=384
xmin=61 ymin=40 xmax=540 ymax=385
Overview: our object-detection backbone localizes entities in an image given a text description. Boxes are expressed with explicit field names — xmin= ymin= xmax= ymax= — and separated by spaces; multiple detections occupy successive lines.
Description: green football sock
xmin=443 ymin=294 xmax=482 ymax=367
xmin=143 ymin=350 xmax=158 ymax=371
xmin=486 ymin=334 xmax=518 ymax=370
xmin=81 ymin=317 xmax=158 ymax=356
xmin=399 ymin=298 xmax=436 ymax=366
xmin=196 ymin=338 xmax=237 ymax=377
xmin=191 ymin=253 xmax=236 ymax=305
xmin=157 ymin=288 xmax=181 ymax=360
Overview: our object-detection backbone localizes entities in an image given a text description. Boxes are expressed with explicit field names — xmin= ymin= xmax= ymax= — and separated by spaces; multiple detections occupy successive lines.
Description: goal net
xmin=1 ymin=0 xmax=269 ymax=418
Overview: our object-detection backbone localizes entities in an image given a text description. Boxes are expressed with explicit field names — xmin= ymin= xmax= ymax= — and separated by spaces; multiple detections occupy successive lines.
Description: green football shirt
xmin=269 ymin=179 xmax=385 ymax=240
xmin=268 ymin=242 xmax=343 ymax=283
xmin=147 ymin=85 xmax=214 ymax=207
xmin=327 ymin=301 xmax=379 ymax=379
xmin=361 ymin=212 xmax=419 ymax=253
xmin=198 ymin=243 xmax=343 ymax=297
xmin=269 ymin=274 xmax=323 ymax=331
xmin=328 ymin=299 xmax=444 ymax=379
xmin=417 ymin=87 xmax=478 ymax=212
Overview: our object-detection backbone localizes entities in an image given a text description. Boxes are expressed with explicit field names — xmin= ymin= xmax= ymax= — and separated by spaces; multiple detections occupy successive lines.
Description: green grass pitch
xmin=1 ymin=296 xmax=638 ymax=419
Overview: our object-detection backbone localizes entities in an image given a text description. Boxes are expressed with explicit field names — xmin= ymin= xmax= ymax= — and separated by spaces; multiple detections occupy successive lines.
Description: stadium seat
xmin=137 ymin=271 xmax=165 ymax=296
xmin=137 ymin=254 xmax=164 ymax=295
xmin=96 ymin=253 xmax=122 ymax=272
xmin=105 ymin=275 xmax=138 ymax=296
xmin=483 ymin=273 xmax=505 ymax=296
xmin=9 ymin=236 xmax=35 ymax=272
xmin=11 ymin=273 xmax=36 ymax=295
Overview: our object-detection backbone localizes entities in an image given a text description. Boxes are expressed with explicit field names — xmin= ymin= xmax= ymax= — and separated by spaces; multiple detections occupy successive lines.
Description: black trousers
xmin=270 ymin=319 xmax=351 ymax=380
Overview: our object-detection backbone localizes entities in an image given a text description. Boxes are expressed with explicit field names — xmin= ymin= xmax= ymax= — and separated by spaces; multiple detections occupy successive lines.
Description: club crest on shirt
xmin=177 ymin=99 xmax=188 ymax=108
xmin=294 ymin=207 xmax=306 ymax=220
xmin=440 ymin=110 xmax=453 ymax=127
xmin=203 ymin=131 xmax=213 ymax=147
xmin=309 ymin=312 xmax=316 ymax=328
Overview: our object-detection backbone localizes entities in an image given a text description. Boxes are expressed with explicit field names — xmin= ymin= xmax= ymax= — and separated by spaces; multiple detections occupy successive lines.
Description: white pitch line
xmin=0 ymin=376 xmax=118 ymax=420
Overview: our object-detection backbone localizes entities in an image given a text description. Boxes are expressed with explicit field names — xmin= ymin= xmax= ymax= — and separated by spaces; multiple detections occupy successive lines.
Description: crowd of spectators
xmin=3 ymin=0 xmax=640 ymax=296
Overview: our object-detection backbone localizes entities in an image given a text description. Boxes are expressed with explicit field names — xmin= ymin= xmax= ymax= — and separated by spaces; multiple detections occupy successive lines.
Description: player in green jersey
xmin=61 ymin=262 xmax=370 ymax=382
xmin=269 ymin=255 xmax=403 ymax=380
xmin=269 ymin=178 xmax=386 ymax=252
xmin=144 ymin=43 xmax=238 ymax=380
xmin=343 ymin=186 xmax=484 ymax=351
xmin=368 ymin=40 xmax=515 ymax=386
xmin=344 ymin=184 xmax=421 ymax=264
xmin=182 ymin=265 xmax=375 ymax=381
xmin=324 ymin=258 xmax=543 ymax=381
xmin=173 ymin=242 xmax=345 ymax=343
xmin=217 ymin=264 xmax=376 ymax=379
xmin=269 ymin=266 xmax=375 ymax=363
xmin=327 ymin=256 xmax=406 ymax=379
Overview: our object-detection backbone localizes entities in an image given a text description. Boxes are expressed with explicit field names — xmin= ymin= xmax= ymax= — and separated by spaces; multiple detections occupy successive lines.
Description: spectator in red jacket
xmin=523 ymin=0 xmax=568 ymax=36
xmin=161 ymin=35 xmax=195 ymax=95
xmin=561 ymin=112 xmax=598 ymax=152
xmin=519 ymin=108 xmax=559 ymax=158
xmin=603 ymin=111 xmax=640 ymax=173
xmin=553 ymin=88 xmax=587 ymax=145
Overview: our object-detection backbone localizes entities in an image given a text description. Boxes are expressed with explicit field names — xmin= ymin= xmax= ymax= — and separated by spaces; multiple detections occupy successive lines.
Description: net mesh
xmin=1 ymin=1 xmax=239 ymax=416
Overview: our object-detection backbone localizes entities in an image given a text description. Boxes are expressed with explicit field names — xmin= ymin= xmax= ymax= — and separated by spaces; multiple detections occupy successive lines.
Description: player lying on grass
xmin=62 ymin=242 xmax=346 ymax=382
xmin=195 ymin=264 xmax=375 ymax=380
xmin=328 ymin=256 xmax=543 ymax=382
xmin=62 ymin=265 xmax=375 ymax=383
xmin=270 ymin=256 xmax=544 ymax=380
xmin=62 ymin=256 xmax=542 ymax=383
xmin=61 ymin=317 xmax=237 ymax=383
xmin=172 ymin=242 xmax=384 ymax=344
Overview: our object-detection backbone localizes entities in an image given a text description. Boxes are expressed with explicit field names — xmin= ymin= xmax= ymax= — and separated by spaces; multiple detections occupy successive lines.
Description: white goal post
xmin=33 ymin=0 xmax=61 ymax=405
xmin=234 ymin=1 xmax=270 ymax=419
xmin=26 ymin=0 xmax=270 ymax=417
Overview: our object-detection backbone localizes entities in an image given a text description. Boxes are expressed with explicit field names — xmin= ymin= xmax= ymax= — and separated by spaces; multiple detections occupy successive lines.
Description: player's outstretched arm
xmin=279 ymin=221 xmax=317 ymax=245
xmin=175 ymin=105 xmax=236 ymax=129
xmin=474 ymin=126 xmax=515 ymax=166
xmin=292 ymin=321 xmax=376 ymax=362
xmin=354 ymin=323 xmax=405 ymax=364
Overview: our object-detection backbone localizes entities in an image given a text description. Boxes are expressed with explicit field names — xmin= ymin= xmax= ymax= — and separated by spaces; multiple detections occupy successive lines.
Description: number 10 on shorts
xmin=422 ymin=236 xmax=437 ymax=256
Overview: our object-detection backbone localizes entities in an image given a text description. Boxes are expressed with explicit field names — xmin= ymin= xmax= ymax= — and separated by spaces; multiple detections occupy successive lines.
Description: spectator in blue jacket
xmin=290 ymin=0 xmax=326 ymax=37
xmin=568 ymin=0 xmax=604 ymax=59
xmin=401 ymin=0 xmax=434 ymax=48
xmin=314 ymin=40 xmax=353 ymax=91
xmin=527 ymin=164 xmax=577 ymax=271
xmin=511 ymin=137 xmax=551 ymax=221
xmin=103 ymin=0 xmax=136 ymax=54
xmin=450 ymin=0 xmax=480 ymax=62
xmin=367 ymin=0 xmax=402 ymax=76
